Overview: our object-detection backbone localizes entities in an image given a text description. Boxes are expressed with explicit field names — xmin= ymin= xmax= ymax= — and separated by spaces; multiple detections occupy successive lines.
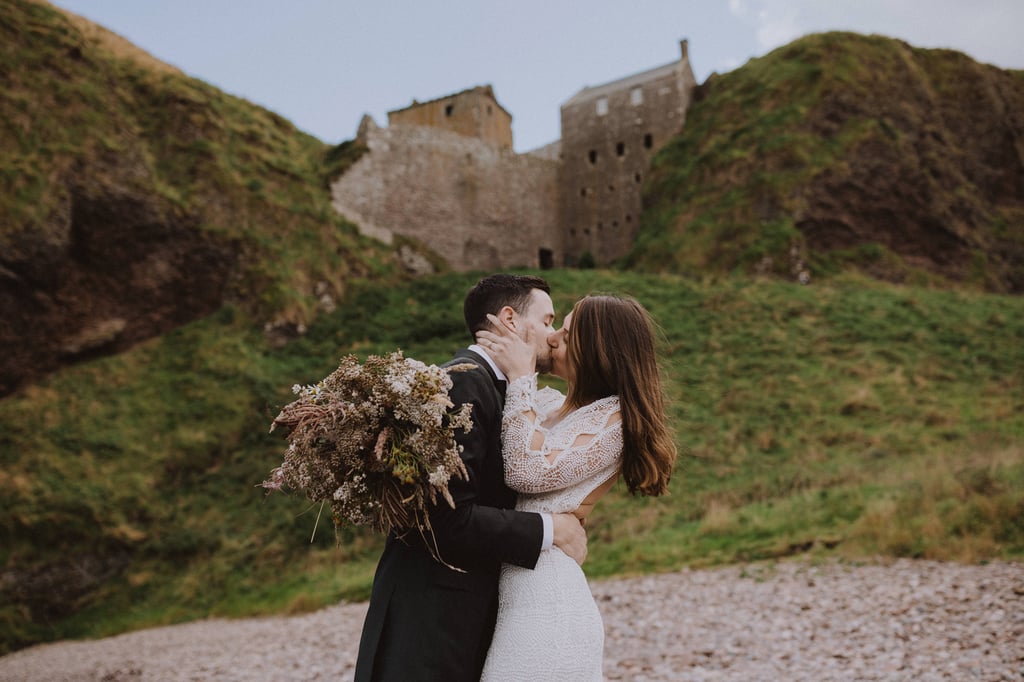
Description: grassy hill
xmin=0 ymin=0 xmax=396 ymax=395
xmin=629 ymin=32 xmax=1024 ymax=292
xmin=2 ymin=270 xmax=1022 ymax=652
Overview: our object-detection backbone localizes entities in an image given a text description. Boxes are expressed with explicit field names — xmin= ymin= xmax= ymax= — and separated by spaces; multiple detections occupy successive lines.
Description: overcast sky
xmin=50 ymin=0 xmax=1024 ymax=153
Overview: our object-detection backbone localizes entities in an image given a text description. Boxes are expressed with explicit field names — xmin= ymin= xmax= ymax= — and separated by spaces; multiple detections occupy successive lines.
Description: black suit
xmin=354 ymin=349 xmax=544 ymax=681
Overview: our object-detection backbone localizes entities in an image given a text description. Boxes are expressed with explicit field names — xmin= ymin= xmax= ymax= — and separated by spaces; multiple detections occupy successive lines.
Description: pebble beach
xmin=1 ymin=558 xmax=1021 ymax=681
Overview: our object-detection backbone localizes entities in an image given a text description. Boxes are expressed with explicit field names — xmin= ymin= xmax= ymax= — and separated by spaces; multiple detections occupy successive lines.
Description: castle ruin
xmin=330 ymin=41 xmax=697 ymax=271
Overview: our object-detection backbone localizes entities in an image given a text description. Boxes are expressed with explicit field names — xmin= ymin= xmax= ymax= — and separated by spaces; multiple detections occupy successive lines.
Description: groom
xmin=354 ymin=274 xmax=587 ymax=681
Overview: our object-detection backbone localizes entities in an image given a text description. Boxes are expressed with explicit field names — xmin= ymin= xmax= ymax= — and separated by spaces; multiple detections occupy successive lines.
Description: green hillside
xmin=0 ymin=0 xmax=395 ymax=395
xmin=2 ymin=270 xmax=1022 ymax=652
xmin=1 ymin=3 xmax=1022 ymax=657
xmin=630 ymin=32 xmax=1024 ymax=292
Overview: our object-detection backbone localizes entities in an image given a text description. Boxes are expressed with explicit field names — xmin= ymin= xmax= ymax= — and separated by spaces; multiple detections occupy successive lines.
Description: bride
xmin=474 ymin=294 xmax=676 ymax=680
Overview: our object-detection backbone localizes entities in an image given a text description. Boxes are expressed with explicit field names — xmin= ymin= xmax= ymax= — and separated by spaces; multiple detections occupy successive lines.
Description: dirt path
xmin=1 ymin=559 xmax=1021 ymax=681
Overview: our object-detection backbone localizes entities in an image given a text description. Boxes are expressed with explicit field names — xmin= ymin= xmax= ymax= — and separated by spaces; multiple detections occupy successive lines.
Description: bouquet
xmin=262 ymin=351 xmax=475 ymax=563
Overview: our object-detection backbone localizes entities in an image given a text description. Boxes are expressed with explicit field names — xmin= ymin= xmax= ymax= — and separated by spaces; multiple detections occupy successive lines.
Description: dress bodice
xmin=501 ymin=374 xmax=622 ymax=514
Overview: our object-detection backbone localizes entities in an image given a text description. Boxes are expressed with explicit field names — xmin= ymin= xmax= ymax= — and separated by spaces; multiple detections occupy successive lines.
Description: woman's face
xmin=547 ymin=311 xmax=573 ymax=380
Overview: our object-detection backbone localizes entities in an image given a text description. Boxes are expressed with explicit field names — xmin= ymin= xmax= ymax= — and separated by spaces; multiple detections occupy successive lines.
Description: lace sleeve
xmin=502 ymin=374 xmax=622 ymax=494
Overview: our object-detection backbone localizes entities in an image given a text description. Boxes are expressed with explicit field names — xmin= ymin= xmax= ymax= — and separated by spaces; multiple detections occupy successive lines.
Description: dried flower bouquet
xmin=262 ymin=351 xmax=474 ymax=563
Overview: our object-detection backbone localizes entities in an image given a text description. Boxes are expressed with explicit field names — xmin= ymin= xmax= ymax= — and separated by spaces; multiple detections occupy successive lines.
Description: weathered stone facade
xmin=330 ymin=43 xmax=697 ymax=271
xmin=560 ymin=40 xmax=697 ymax=265
xmin=387 ymin=85 xmax=514 ymax=151
xmin=331 ymin=116 xmax=560 ymax=272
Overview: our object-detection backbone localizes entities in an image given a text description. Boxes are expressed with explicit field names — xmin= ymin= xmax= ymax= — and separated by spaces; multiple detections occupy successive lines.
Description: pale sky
xmin=49 ymin=0 xmax=1024 ymax=153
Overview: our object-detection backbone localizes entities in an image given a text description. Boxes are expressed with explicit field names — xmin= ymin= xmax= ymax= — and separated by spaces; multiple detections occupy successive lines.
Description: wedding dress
xmin=481 ymin=374 xmax=622 ymax=681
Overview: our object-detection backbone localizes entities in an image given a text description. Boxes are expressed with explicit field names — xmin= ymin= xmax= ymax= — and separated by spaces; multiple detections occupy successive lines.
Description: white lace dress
xmin=481 ymin=375 xmax=622 ymax=681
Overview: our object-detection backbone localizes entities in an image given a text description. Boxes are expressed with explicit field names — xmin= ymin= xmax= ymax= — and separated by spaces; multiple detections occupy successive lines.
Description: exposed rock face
xmin=0 ymin=180 xmax=237 ymax=395
xmin=794 ymin=45 xmax=1024 ymax=289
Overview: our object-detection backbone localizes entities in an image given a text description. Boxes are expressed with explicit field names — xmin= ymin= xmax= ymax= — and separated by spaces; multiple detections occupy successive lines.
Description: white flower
xmin=429 ymin=466 xmax=450 ymax=487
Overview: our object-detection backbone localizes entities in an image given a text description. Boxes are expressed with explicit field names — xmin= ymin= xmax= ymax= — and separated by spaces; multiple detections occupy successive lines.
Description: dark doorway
xmin=539 ymin=248 xmax=554 ymax=270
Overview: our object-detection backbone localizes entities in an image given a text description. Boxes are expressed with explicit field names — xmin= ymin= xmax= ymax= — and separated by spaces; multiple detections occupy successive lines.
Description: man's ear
xmin=495 ymin=305 xmax=517 ymax=331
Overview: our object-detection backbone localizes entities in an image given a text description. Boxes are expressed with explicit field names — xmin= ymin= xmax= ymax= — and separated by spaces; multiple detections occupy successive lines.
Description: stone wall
xmin=331 ymin=119 xmax=560 ymax=272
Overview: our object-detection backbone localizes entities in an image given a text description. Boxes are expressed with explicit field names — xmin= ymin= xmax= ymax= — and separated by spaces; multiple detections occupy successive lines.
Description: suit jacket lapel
xmin=454 ymin=348 xmax=507 ymax=405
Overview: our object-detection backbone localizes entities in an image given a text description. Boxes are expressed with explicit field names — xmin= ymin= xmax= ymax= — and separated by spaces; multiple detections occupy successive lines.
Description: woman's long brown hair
xmin=563 ymin=295 xmax=676 ymax=496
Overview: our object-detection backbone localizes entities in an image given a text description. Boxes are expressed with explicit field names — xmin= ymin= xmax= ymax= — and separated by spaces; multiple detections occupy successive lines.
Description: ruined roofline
xmin=561 ymin=59 xmax=685 ymax=108
xmin=387 ymin=84 xmax=513 ymax=120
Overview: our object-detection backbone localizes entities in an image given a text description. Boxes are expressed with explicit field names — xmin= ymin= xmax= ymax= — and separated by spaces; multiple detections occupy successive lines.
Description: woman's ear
xmin=495 ymin=305 xmax=517 ymax=331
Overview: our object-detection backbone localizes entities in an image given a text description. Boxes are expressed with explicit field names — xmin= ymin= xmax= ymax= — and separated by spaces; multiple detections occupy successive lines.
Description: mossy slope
xmin=630 ymin=32 xmax=1024 ymax=292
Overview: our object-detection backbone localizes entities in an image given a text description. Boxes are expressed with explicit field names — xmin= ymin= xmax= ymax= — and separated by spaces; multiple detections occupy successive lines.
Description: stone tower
xmin=559 ymin=40 xmax=697 ymax=265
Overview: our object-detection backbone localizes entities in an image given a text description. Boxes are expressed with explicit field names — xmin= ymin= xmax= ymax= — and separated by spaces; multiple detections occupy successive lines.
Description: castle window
xmin=626 ymin=214 xmax=632 ymax=222
xmin=616 ymin=142 xmax=625 ymax=156
xmin=643 ymin=133 xmax=653 ymax=149
xmin=612 ymin=220 xmax=619 ymax=227
xmin=584 ymin=228 xmax=591 ymax=236
xmin=445 ymin=104 xmax=454 ymax=116
xmin=630 ymin=87 xmax=643 ymax=106
xmin=634 ymin=172 xmax=642 ymax=183
xmin=608 ymin=184 xmax=615 ymax=192
xmin=570 ymin=228 xmax=577 ymax=236
xmin=487 ymin=104 xmax=493 ymax=115
xmin=580 ymin=187 xmax=588 ymax=197
xmin=596 ymin=97 xmax=608 ymax=116
xmin=588 ymin=150 xmax=598 ymax=164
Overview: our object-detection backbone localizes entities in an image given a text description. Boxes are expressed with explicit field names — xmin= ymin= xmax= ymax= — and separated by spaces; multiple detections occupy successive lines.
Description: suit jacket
xmin=354 ymin=349 xmax=544 ymax=682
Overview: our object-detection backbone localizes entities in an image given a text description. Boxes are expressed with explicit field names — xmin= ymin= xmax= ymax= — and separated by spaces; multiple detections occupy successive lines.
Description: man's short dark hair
xmin=463 ymin=274 xmax=551 ymax=337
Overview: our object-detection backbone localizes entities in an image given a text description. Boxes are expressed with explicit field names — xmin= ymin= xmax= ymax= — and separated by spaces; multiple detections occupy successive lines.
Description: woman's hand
xmin=475 ymin=313 xmax=535 ymax=381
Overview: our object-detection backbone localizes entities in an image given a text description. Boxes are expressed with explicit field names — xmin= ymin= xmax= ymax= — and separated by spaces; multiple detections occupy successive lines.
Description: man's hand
xmin=552 ymin=513 xmax=587 ymax=566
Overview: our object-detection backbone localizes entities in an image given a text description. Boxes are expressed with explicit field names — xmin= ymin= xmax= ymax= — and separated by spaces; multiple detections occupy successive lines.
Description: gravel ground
xmin=1 ymin=558 xmax=1021 ymax=681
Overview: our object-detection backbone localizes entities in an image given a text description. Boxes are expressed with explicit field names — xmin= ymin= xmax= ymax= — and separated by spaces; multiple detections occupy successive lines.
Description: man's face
xmin=516 ymin=289 xmax=556 ymax=374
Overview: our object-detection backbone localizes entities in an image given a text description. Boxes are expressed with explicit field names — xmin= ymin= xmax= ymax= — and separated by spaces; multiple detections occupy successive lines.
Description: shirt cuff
xmin=540 ymin=513 xmax=553 ymax=550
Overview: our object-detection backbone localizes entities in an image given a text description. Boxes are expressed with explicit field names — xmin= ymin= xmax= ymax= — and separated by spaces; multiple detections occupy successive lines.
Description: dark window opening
xmin=643 ymin=133 xmax=653 ymax=149
xmin=616 ymin=142 xmax=625 ymax=156
xmin=612 ymin=220 xmax=618 ymax=228
xmin=608 ymin=184 xmax=615 ymax=192
xmin=570 ymin=228 xmax=577 ymax=236
xmin=584 ymin=228 xmax=591 ymax=236
xmin=487 ymin=104 xmax=493 ymax=115
xmin=626 ymin=214 xmax=632 ymax=222
xmin=539 ymin=248 xmax=553 ymax=270
xmin=445 ymin=104 xmax=454 ymax=116
xmin=634 ymin=172 xmax=642 ymax=183
xmin=588 ymin=149 xmax=598 ymax=164
xmin=580 ymin=187 xmax=587 ymax=197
